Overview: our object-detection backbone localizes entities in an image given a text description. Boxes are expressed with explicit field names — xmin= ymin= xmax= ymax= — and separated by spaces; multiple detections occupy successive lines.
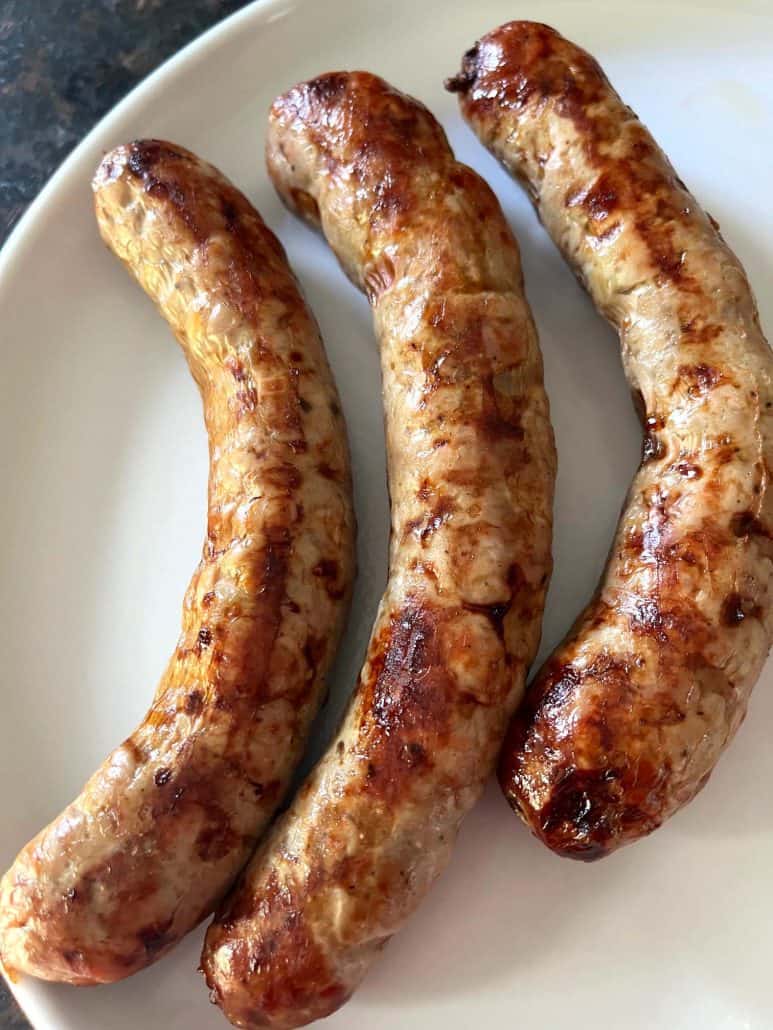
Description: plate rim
xmin=2 ymin=0 xmax=771 ymax=279
xmin=2 ymin=0 xmax=773 ymax=1026
xmin=0 ymin=0 xmax=284 ymax=281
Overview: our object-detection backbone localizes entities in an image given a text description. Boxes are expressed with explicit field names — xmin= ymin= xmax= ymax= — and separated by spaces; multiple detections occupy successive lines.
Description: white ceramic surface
xmin=1 ymin=1 xmax=772 ymax=1027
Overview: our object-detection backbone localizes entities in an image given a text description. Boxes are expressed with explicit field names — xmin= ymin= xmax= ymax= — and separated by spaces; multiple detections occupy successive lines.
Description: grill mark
xmin=184 ymin=690 xmax=204 ymax=715
xmin=731 ymin=511 xmax=769 ymax=538
xmin=312 ymin=558 xmax=346 ymax=600
xmin=671 ymin=461 xmax=702 ymax=480
xmin=721 ymin=592 xmax=762 ymax=627
xmin=137 ymin=916 xmax=175 ymax=956
xmin=449 ymin=23 xmax=715 ymax=287
xmin=413 ymin=495 xmax=456 ymax=545
xmin=461 ymin=562 xmax=524 ymax=636
xmin=353 ymin=604 xmax=454 ymax=803
xmin=126 ymin=140 xmax=204 ymax=240
xmin=679 ymin=363 xmax=724 ymax=396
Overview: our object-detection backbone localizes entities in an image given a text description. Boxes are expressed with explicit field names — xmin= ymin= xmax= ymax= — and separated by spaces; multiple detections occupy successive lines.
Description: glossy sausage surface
xmin=202 ymin=73 xmax=556 ymax=1027
xmin=0 ymin=141 xmax=354 ymax=983
xmin=449 ymin=21 xmax=773 ymax=858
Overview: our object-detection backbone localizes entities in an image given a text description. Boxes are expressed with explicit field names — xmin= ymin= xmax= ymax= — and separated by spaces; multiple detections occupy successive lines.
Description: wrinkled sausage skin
xmin=449 ymin=22 xmax=773 ymax=859
xmin=201 ymin=74 xmax=555 ymax=1028
xmin=0 ymin=142 xmax=354 ymax=983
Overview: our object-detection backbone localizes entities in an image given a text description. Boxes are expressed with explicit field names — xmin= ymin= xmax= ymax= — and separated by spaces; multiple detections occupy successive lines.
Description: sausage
xmin=448 ymin=21 xmax=773 ymax=858
xmin=0 ymin=141 xmax=355 ymax=983
xmin=201 ymin=72 xmax=556 ymax=1029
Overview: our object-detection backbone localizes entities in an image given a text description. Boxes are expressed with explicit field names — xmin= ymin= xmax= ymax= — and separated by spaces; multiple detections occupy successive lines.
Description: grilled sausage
xmin=0 ymin=141 xmax=354 ymax=983
xmin=201 ymin=72 xmax=555 ymax=1029
xmin=448 ymin=21 xmax=773 ymax=858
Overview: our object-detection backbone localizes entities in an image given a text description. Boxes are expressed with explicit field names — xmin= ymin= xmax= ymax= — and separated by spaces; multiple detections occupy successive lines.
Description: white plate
xmin=2 ymin=0 xmax=772 ymax=1027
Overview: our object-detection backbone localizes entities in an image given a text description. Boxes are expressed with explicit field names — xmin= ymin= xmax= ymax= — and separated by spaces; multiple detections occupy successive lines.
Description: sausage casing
xmin=449 ymin=21 xmax=773 ymax=858
xmin=0 ymin=141 xmax=354 ymax=982
xmin=201 ymin=74 xmax=556 ymax=1027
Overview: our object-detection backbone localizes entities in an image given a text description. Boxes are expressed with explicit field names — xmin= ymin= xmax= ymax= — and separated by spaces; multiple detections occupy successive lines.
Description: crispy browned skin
xmin=448 ymin=21 xmax=773 ymax=858
xmin=0 ymin=141 xmax=354 ymax=983
xmin=201 ymin=73 xmax=555 ymax=1027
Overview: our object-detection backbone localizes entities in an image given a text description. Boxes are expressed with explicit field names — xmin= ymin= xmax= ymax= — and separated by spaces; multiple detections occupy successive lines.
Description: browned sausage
xmin=201 ymin=72 xmax=556 ymax=1029
xmin=448 ymin=21 xmax=773 ymax=858
xmin=0 ymin=141 xmax=354 ymax=983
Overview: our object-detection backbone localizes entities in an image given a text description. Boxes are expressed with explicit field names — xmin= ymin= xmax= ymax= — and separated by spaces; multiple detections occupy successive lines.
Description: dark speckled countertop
xmin=0 ymin=3 xmax=251 ymax=1023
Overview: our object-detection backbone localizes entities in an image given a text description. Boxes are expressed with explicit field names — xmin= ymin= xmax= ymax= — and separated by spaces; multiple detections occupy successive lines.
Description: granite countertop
xmin=0 ymin=3 xmax=250 ymax=1023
